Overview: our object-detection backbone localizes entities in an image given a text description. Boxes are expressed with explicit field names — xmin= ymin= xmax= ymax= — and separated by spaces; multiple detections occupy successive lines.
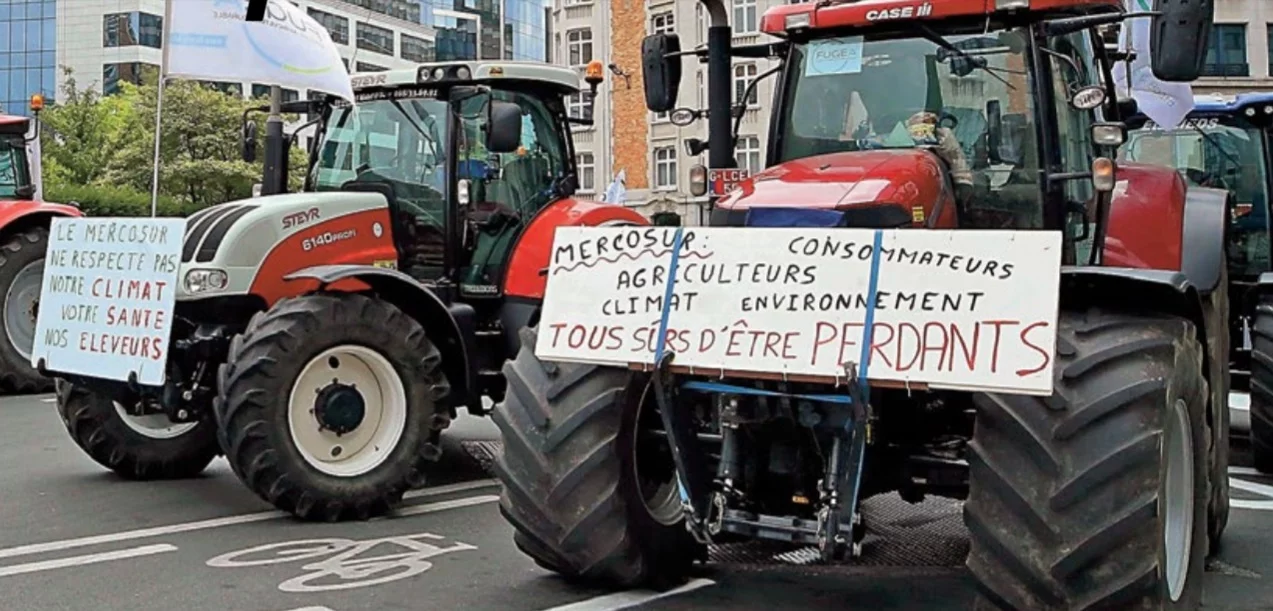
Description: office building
xmin=1192 ymin=1 xmax=1273 ymax=95
xmin=552 ymin=0 xmax=788 ymax=224
xmin=0 ymin=0 xmax=57 ymax=117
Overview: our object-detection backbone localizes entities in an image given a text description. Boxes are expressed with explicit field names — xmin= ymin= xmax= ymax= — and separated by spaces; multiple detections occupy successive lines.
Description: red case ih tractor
xmin=44 ymin=61 xmax=649 ymax=521
xmin=0 ymin=95 xmax=82 ymax=394
xmin=1121 ymin=93 xmax=1273 ymax=473
xmin=492 ymin=0 xmax=1230 ymax=609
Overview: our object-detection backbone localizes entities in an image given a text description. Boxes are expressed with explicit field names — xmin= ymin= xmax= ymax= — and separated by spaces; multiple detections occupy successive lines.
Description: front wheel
xmin=0 ymin=226 xmax=54 ymax=393
xmin=55 ymin=380 xmax=219 ymax=479
xmin=215 ymin=293 xmax=451 ymax=522
xmin=1249 ymin=297 xmax=1273 ymax=474
xmin=493 ymin=326 xmax=703 ymax=589
xmin=966 ymin=309 xmax=1209 ymax=610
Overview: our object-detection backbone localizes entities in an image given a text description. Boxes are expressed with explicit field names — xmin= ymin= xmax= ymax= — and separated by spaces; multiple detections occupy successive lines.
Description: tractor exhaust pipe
xmin=701 ymin=0 xmax=734 ymax=216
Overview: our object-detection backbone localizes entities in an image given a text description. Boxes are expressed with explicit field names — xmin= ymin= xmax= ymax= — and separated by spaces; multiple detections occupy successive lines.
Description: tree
xmin=43 ymin=67 xmax=311 ymax=214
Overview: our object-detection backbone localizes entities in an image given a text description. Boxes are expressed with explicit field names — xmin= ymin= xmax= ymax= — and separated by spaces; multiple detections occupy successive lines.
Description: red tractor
xmin=493 ymin=0 xmax=1230 ymax=609
xmin=43 ymin=61 xmax=648 ymax=521
xmin=0 ymin=95 xmax=82 ymax=394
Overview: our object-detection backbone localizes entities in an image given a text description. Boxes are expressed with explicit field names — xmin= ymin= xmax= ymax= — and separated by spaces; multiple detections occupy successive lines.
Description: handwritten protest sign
xmin=536 ymin=227 xmax=1062 ymax=395
xmin=30 ymin=217 xmax=187 ymax=386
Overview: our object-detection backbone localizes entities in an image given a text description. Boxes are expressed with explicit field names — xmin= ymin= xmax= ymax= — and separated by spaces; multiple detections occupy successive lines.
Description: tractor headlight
xmin=184 ymin=269 xmax=228 ymax=294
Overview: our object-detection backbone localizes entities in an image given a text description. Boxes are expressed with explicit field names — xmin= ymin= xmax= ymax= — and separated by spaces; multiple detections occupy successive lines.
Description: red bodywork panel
xmin=504 ymin=197 xmax=650 ymax=300
xmin=761 ymin=0 xmax=1122 ymax=34
xmin=1103 ymin=162 xmax=1186 ymax=272
xmin=0 ymin=199 xmax=83 ymax=232
xmin=249 ymin=208 xmax=398 ymax=307
xmin=717 ymin=150 xmax=957 ymax=228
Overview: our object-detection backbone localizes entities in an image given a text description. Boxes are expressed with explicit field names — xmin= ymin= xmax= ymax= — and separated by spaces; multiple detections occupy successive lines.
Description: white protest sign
xmin=537 ymin=227 xmax=1062 ymax=395
xmin=30 ymin=217 xmax=187 ymax=386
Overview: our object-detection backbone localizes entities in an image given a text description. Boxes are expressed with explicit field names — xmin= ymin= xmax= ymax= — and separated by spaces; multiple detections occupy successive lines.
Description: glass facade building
xmin=344 ymin=0 xmax=547 ymax=62
xmin=0 ymin=0 xmax=57 ymax=117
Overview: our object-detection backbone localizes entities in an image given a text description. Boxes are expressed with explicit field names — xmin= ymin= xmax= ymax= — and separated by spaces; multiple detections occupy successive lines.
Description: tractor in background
xmin=1121 ymin=92 xmax=1273 ymax=473
xmin=492 ymin=0 xmax=1231 ymax=609
xmin=0 ymin=95 xmax=82 ymax=394
xmin=45 ymin=60 xmax=645 ymax=521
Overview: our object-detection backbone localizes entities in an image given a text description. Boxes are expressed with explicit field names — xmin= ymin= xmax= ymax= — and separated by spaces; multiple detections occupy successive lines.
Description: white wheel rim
xmin=3 ymin=259 xmax=43 ymax=361
xmin=1162 ymin=397 xmax=1194 ymax=602
xmin=114 ymin=402 xmax=199 ymax=440
xmin=287 ymin=345 xmax=407 ymax=478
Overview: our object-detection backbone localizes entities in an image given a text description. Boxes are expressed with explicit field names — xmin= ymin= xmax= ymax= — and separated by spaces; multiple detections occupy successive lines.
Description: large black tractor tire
xmin=215 ymin=292 xmax=451 ymax=522
xmin=966 ymin=309 xmax=1210 ymax=610
xmin=494 ymin=326 xmax=704 ymax=589
xmin=55 ymin=380 xmax=220 ymax=480
xmin=0 ymin=225 xmax=54 ymax=394
xmin=1249 ymin=295 xmax=1273 ymax=474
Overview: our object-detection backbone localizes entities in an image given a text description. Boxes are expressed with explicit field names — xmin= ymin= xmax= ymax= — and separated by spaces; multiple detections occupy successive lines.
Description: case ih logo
xmin=283 ymin=208 xmax=321 ymax=229
xmin=302 ymin=229 xmax=356 ymax=252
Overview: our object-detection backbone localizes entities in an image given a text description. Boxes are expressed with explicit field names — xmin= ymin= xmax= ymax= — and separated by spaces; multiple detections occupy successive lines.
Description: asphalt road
xmin=3 ymin=392 xmax=1273 ymax=611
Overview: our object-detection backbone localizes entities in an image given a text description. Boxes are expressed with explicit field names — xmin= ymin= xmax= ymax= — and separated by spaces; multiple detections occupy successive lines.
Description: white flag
xmin=1110 ymin=0 xmax=1194 ymax=128
xmin=165 ymin=0 xmax=355 ymax=103
xmin=603 ymin=169 xmax=627 ymax=204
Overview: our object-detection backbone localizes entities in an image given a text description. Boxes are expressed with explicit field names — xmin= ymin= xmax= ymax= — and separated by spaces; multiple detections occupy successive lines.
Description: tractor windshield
xmin=0 ymin=136 xmax=30 ymax=199
xmin=1122 ymin=117 xmax=1271 ymax=276
xmin=776 ymin=28 xmax=1040 ymax=208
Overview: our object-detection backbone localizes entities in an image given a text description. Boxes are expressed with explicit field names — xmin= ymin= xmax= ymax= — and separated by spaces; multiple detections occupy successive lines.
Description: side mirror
xmin=1150 ymin=0 xmax=1215 ymax=81
xmin=14 ymin=184 xmax=35 ymax=200
xmin=242 ymin=121 xmax=258 ymax=163
xmin=985 ymin=100 xmax=1003 ymax=165
xmin=641 ymin=33 xmax=683 ymax=113
xmin=486 ymin=100 xmax=523 ymax=154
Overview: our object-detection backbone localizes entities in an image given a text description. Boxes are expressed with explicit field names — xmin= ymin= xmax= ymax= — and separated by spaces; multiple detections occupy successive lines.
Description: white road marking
xmin=539 ymin=578 xmax=717 ymax=611
xmin=281 ymin=607 xmax=335 ymax=611
xmin=0 ymin=480 xmax=499 ymax=561
xmin=0 ymin=544 xmax=177 ymax=578
xmin=393 ymin=495 xmax=499 ymax=517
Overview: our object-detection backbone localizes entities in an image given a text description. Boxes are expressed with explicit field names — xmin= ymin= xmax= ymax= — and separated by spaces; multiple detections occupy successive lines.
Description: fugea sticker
xmin=302 ymin=229 xmax=356 ymax=252
xmin=865 ymin=3 xmax=933 ymax=20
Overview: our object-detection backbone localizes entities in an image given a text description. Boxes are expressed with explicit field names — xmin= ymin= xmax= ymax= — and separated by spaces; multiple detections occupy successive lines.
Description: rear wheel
xmin=55 ymin=380 xmax=219 ymax=479
xmin=0 ymin=226 xmax=53 ymax=394
xmin=494 ymin=326 xmax=703 ymax=588
xmin=1249 ymin=296 xmax=1273 ymax=474
xmin=215 ymin=293 xmax=451 ymax=521
xmin=966 ymin=309 xmax=1208 ymax=610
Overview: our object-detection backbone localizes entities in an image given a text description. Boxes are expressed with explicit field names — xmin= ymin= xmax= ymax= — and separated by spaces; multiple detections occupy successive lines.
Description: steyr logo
xmin=282 ymin=208 xmax=321 ymax=230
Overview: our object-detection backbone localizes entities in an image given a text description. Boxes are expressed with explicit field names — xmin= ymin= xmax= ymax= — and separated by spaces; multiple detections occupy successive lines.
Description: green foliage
xmin=45 ymin=183 xmax=193 ymax=217
xmin=39 ymin=67 xmax=313 ymax=216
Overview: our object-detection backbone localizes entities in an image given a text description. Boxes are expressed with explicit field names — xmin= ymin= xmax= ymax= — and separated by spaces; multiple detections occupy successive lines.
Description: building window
xmin=736 ymin=135 xmax=762 ymax=174
xmin=200 ymin=81 xmax=243 ymax=97
xmin=402 ymin=34 xmax=435 ymax=63
xmin=251 ymin=84 xmax=300 ymax=102
xmin=1203 ymin=24 xmax=1248 ymax=77
xmin=568 ymin=91 xmax=593 ymax=122
xmin=355 ymin=62 xmax=389 ymax=73
xmin=651 ymin=12 xmax=675 ymax=35
xmin=654 ymin=147 xmax=678 ymax=190
xmin=734 ymin=63 xmax=759 ymax=106
xmin=356 ymin=22 xmax=395 ymax=56
xmin=1268 ymin=24 xmax=1273 ymax=76
xmin=576 ymin=153 xmax=596 ymax=193
xmin=567 ymin=29 xmax=593 ymax=66
xmin=1 ymin=0 xmax=58 ymax=116
xmin=308 ymin=8 xmax=349 ymax=45
xmin=102 ymin=62 xmax=159 ymax=96
xmin=733 ymin=0 xmax=758 ymax=35
xmin=103 ymin=12 xmax=163 ymax=49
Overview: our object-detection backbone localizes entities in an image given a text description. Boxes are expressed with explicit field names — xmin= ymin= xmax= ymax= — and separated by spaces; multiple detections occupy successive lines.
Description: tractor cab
xmin=642 ymin=0 xmax=1210 ymax=266
xmin=240 ymin=61 xmax=604 ymax=300
xmin=0 ymin=113 xmax=37 ymax=203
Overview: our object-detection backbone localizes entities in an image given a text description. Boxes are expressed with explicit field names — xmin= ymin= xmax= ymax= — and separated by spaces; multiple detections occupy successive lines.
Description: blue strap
xmin=682 ymin=380 xmax=854 ymax=405
xmin=653 ymin=228 xmax=686 ymax=364
xmin=856 ymin=230 xmax=885 ymax=385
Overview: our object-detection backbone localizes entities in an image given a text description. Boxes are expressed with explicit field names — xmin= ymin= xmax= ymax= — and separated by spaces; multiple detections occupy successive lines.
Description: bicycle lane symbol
xmin=206 ymin=532 xmax=478 ymax=593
